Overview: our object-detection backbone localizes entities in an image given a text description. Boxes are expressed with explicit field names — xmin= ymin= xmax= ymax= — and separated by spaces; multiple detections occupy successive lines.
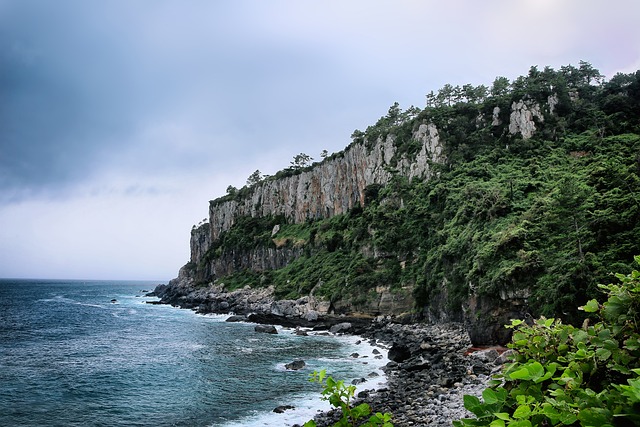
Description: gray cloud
xmin=1 ymin=0 xmax=640 ymax=278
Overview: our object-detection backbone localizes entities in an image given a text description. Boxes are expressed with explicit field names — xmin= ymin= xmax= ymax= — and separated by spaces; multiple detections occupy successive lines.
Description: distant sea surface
xmin=0 ymin=279 xmax=386 ymax=427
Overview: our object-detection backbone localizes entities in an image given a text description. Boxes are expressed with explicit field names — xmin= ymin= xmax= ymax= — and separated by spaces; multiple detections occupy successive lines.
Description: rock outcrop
xmin=207 ymin=123 xmax=444 ymax=243
xmin=160 ymin=95 xmax=561 ymax=346
xmin=508 ymin=100 xmax=544 ymax=139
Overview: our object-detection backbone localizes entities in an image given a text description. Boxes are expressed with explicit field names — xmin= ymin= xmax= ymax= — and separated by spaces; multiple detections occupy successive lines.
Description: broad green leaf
xmin=489 ymin=420 xmax=505 ymax=427
xmin=580 ymin=299 xmax=600 ymax=313
xmin=509 ymin=367 xmax=532 ymax=380
xmin=482 ymin=388 xmax=499 ymax=404
xmin=494 ymin=412 xmax=511 ymax=420
xmin=527 ymin=362 xmax=545 ymax=381
xmin=595 ymin=348 xmax=612 ymax=361
xmin=513 ymin=405 xmax=531 ymax=419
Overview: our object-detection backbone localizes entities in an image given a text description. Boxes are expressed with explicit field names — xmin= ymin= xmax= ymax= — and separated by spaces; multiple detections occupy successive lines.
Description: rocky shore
xmin=148 ymin=282 xmax=509 ymax=426
xmin=296 ymin=322 xmax=508 ymax=427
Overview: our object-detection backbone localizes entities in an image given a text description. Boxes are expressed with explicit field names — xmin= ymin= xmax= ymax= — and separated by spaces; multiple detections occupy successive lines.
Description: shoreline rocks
xmin=147 ymin=282 xmax=507 ymax=426
xmin=302 ymin=322 xmax=505 ymax=427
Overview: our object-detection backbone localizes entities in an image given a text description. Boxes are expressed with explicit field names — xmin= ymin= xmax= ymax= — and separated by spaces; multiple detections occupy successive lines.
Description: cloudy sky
xmin=1 ymin=0 xmax=639 ymax=281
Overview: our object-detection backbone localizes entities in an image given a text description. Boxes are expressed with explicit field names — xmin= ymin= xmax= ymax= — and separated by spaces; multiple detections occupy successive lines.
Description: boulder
xmin=305 ymin=310 xmax=319 ymax=322
xmin=329 ymin=322 xmax=352 ymax=334
xmin=225 ymin=315 xmax=247 ymax=322
xmin=284 ymin=360 xmax=306 ymax=370
xmin=273 ymin=405 xmax=294 ymax=413
xmin=388 ymin=343 xmax=411 ymax=363
xmin=255 ymin=325 xmax=278 ymax=334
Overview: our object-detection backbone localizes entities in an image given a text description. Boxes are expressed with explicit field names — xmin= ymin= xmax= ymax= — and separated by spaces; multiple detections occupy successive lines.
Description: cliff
xmin=160 ymin=64 xmax=640 ymax=345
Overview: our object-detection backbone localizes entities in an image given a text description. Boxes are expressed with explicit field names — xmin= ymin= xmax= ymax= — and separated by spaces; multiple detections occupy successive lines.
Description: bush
xmin=454 ymin=256 xmax=640 ymax=427
xmin=304 ymin=370 xmax=393 ymax=427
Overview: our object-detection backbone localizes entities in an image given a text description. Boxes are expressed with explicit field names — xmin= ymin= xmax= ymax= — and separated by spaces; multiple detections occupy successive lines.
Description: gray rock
xmin=284 ymin=360 xmax=306 ymax=370
xmin=225 ymin=315 xmax=247 ymax=322
xmin=254 ymin=324 xmax=278 ymax=334
xmin=305 ymin=310 xmax=319 ymax=322
xmin=329 ymin=322 xmax=352 ymax=334
xmin=273 ymin=405 xmax=294 ymax=413
xmin=388 ymin=343 xmax=411 ymax=363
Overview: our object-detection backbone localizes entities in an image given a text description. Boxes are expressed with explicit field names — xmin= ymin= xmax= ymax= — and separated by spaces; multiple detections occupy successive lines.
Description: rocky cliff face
xmin=207 ymin=123 xmax=443 ymax=243
xmin=168 ymin=97 xmax=552 ymax=345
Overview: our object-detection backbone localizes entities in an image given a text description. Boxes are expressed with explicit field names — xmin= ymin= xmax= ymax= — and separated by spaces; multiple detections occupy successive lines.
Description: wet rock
xmin=284 ymin=360 xmax=306 ymax=370
xmin=273 ymin=405 xmax=295 ymax=413
xmin=388 ymin=344 xmax=411 ymax=363
xmin=254 ymin=324 xmax=278 ymax=334
xmin=329 ymin=322 xmax=352 ymax=334
xmin=225 ymin=315 xmax=247 ymax=322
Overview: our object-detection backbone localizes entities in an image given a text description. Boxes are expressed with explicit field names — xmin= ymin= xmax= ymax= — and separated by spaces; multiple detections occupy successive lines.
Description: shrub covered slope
xmin=195 ymin=62 xmax=640 ymax=337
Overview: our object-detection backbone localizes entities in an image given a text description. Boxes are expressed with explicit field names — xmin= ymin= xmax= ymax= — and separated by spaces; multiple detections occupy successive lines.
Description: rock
xmin=255 ymin=325 xmax=278 ymax=334
xmin=110 ymin=299 xmax=117 ymax=303
xmin=388 ymin=344 xmax=411 ymax=363
xmin=372 ymin=349 xmax=381 ymax=355
xmin=284 ymin=360 xmax=306 ymax=370
xmin=305 ymin=310 xmax=319 ymax=322
xmin=351 ymin=378 xmax=367 ymax=385
xmin=329 ymin=322 xmax=352 ymax=334
xmin=469 ymin=348 xmax=500 ymax=364
xmin=495 ymin=349 xmax=516 ymax=365
xmin=273 ymin=405 xmax=294 ymax=413
xmin=225 ymin=315 xmax=247 ymax=322
xmin=508 ymin=99 xmax=544 ymax=139
xmin=294 ymin=327 xmax=308 ymax=336
xmin=350 ymin=353 xmax=360 ymax=358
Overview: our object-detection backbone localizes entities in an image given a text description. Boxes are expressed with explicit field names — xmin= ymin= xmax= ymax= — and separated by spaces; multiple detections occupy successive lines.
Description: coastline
xmin=147 ymin=283 xmax=503 ymax=426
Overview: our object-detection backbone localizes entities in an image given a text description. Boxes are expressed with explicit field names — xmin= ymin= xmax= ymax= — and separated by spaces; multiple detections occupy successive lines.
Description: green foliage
xmin=304 ymin=370 xmax=393 ymax=427
xmin=200 ymin=63 xmax=640 ymax=324
xmin=454 ymin=257 xmax=640 ymax=427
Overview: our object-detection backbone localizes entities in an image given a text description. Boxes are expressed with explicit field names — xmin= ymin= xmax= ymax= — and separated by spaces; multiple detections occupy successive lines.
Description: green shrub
xmin=454 ymin=256 xmax=640 ymax=427
xmin=304 ymin=370 xmax=393 ymax=427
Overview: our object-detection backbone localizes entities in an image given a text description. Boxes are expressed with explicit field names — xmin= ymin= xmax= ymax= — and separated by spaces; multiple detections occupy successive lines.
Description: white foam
xmin=218 ymin=332 xmax=389 ymax=427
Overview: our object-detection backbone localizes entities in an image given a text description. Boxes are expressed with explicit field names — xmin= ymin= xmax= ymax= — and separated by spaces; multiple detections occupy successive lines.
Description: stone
xmin=254 ymin=325 xmax=278 ymax=334
xmin=225 ymin=315 xmax=247 ymax=322
xmin=284 ymin=360 xmax=306 ymax=370
xmin=469 ymin=348 xmax=500 ymax=364
xmin=508 ymin=100 xmax=544 ymax=139
xmin=273 ymin=405 xmax=294 ymax=413
xmin=305 ymin=310 xmax=319 ymax=322
xmin=329 ymin=322 xmax=352 ymax=334
xmin=388 ymin=343 xmax=411 ymax=363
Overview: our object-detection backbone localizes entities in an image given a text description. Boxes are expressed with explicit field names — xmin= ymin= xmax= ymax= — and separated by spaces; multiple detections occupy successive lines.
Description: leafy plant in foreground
xmin=454 ymin=256 xmax=640 ymax=427
xmin=304 ymin=370 xmax=393 ymax=427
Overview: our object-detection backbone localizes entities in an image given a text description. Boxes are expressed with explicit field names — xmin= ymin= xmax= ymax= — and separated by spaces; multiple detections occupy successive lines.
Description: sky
xmin=1 ymin=0 xmax=639 ymax=281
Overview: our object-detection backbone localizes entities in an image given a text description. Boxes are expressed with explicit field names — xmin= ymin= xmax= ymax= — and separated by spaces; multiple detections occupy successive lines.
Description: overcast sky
xmin=1 ymin=0 xmax=639 ymax=281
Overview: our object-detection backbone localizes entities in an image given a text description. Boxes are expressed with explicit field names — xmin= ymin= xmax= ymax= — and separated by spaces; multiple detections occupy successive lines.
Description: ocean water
xmin=0 ymin=279 xmax=388 ymax=427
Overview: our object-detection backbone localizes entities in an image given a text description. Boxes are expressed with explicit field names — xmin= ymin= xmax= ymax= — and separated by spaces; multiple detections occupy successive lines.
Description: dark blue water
xmin=0 ymin=279 xmax=386 ymax=426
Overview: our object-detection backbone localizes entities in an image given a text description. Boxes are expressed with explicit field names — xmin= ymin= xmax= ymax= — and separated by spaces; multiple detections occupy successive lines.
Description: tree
xmin=320 ymin=149 xmax=329 ymax=159
xmin=226 ymin=185 xmax=237 ymax=196
xmin=291 ymin=153 xmax=313 ymax=169
xmin=246 ymin=169 xmax=263 ymax=186
xmin=490 ymin=76 xmax=510 ymax=97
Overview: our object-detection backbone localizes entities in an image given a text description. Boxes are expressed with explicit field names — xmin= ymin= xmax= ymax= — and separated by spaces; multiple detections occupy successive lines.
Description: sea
xmin=0 ymin=279 xmax=388 ymax=427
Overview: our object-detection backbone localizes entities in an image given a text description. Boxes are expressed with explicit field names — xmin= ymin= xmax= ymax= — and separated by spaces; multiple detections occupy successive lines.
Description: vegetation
xmin=454 ymin=256 xmax=640 ymax=427
xmin=304 ymin=370 xmax=394 ymax=427
xmin=197 ymin=62 xmax=640 ymax=323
